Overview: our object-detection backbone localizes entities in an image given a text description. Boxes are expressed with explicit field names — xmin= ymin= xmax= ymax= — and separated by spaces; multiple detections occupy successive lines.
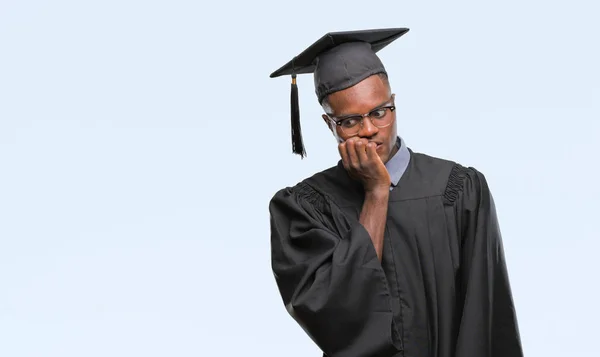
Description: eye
xmin=339 ymin=117 xmax=361 ymax=128
xmin=370 ymin=108 xmax=387 ymax=118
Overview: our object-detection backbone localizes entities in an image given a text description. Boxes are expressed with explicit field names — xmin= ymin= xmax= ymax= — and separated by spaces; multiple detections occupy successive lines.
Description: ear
xmin=322 ymin=114 xmax=334 ymax=133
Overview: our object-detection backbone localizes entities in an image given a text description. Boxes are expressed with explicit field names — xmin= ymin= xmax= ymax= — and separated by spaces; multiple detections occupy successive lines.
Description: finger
xmin=356 ymin=140 xmax=368 ymax=165
xmin=346 ymin=139 xmax=360 ymax=169
xmin=338 ymin=142 xmax=350 ymax=169
xmin=366 ymin=142 xmax=381 ymax=165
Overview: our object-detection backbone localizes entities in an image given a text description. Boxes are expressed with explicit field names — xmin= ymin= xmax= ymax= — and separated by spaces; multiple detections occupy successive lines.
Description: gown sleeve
xmin=453 ymin=167 xmax=524 ymax=357
xmin=269 ymin=182 xmax=401 ymax=357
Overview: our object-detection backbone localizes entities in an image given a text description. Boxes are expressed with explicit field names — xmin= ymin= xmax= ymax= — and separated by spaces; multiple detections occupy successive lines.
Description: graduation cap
xmin=270 ymin=27 xmax=410 ymax=158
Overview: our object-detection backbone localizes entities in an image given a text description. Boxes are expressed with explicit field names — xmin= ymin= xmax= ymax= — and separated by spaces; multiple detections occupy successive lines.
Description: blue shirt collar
xmin=385 ymin=136 xmax=411 ymax=187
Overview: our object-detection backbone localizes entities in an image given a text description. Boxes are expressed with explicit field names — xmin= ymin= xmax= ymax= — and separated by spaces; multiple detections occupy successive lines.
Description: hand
xmin=338 ymin=138 xmax=391 ymax=192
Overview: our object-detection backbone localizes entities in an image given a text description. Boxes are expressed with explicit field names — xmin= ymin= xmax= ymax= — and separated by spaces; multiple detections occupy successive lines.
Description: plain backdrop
xmin=1 ymin=1 xmax=598 ymax=356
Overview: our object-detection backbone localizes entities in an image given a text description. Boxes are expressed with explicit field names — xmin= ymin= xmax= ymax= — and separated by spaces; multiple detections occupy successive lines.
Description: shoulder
xmin=420 ymin=152 xmax=491 ymax=207
xmin=397 ymin=150 xmax=458 ymax=200
xmin=408 ymin=150 xmax=489 ymax=204
xmin=270 ymin=162 xmax=359 ymax=209
xmin=444 ymin=164 xmax=489 ymax=203
xmin=269 ymin=164 xmax=340 ymax=212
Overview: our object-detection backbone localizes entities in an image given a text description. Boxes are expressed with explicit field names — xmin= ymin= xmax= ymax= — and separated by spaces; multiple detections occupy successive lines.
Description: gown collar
xmin=385 ymin=136 xmax=411 ymax=188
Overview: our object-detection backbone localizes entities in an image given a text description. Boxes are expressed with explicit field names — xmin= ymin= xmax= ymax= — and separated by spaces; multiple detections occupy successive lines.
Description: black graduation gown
xmin=269 ymin=150 xmax=523 ymax=357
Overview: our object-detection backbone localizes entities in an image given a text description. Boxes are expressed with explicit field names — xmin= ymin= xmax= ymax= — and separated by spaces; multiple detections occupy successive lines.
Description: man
xmin=268 ymin=28 xmax=523 ymax=357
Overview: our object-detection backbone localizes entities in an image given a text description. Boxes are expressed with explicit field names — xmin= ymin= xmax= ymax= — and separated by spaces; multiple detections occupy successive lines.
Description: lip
xmin=375 ymin=143 xmax=384 ymax=152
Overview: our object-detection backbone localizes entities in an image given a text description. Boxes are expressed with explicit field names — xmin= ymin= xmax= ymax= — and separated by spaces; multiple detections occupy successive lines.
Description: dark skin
xmin=321 ymin=74 xmax=399 ymax=261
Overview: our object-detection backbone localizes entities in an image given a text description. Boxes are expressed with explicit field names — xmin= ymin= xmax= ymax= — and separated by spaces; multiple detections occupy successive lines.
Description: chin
xmin=378 ymin=152 xmax=390 ymax=164
xmin=376 ymin=144 xmax=390 ymax=163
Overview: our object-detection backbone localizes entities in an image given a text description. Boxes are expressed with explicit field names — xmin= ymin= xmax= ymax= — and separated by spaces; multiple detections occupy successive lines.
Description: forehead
xmin=326 ymin=75 xmax=391 ymax=116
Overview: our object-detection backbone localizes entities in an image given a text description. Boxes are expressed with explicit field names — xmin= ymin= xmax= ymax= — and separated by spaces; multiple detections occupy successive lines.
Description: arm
xmin=454 ymin=168 xmax=524 ymax=357
xmin=359 ymin=188 xmax=390 ymax=261
xmin=338 ymin=139 xmax=392 ymax=262
xmin=269 ymin=184 xmax=400 ymax=357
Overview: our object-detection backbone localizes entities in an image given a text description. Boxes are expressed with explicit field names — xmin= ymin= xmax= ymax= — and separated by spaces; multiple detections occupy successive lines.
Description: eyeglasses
xmin=327 ymin=101 xmax=396 ymax=136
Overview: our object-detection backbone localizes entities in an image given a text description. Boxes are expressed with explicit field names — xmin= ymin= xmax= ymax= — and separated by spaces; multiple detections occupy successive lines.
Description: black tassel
xmin=290 ymin=74 xmax=306 ymax=158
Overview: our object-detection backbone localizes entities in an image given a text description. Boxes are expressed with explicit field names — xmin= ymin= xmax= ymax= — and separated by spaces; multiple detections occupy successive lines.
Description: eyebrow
xmin=334 ymin=97 xmax=392 ymax=118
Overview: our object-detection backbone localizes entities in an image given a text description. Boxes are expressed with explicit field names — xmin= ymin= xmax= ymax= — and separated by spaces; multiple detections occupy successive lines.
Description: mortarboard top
xmin=270 ymin=28 xmax=410 ymax=158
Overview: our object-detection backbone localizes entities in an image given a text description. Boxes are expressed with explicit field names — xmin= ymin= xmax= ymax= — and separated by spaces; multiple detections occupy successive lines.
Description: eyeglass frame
xmin=325 ymin=95 xmax=396 ymax=136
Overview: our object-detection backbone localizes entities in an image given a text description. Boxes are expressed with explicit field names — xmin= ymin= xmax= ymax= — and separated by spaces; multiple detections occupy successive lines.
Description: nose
xmin=358 ymin=116 xmax=378 ymax=137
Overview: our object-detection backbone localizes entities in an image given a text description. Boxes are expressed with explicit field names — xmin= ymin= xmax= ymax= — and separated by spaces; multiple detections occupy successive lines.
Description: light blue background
xmin=1 ymin=1 xmax=598 ymax=356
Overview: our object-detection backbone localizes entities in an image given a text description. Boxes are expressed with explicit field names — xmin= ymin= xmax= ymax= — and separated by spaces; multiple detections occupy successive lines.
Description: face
xmin=322 ymin=74 xmax=398 ymax=164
